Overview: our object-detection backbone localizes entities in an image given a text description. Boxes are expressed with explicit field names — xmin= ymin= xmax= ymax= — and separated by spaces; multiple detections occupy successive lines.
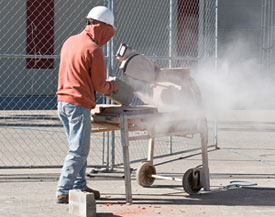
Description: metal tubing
xmin=271 ymin=0 xmax=274 ymax=71
xmin=151 ymin=174 xmax=182 ymax=182
xmin=102 ymin=132 xmax=105 ymax=165
xmin=0 ymin=54 xmax=196 ymax=61
xmin=128 ymin=134 xmax=150 ymax=141
xmin=107 ymin=0 xmax=114 ymax=77
xmin=169 ymin=136 xmax=173 ymax=154
xmin=198 ymin=0 xmax=205 ymax=58
xmin=106 ymin=131 xmax=110 ymax=170
xmin=120 ymin=113 xmax=132 ymax=204
xmin=214 ymin=0 xmax=219 ymax=148
xmin=148 ymin=56 xmax=199 ymax=61
xmin=110 ymin=131 xmax=115 ymax=170
xmin=108 ymin=0 xmax=116 ymax=171
xmin=0 ymin=164 xmax=111 ymax=169
xmin=169 ymin=0 xmax=173 ymax=68
xmin=0 ymin=54 xmax=199 ymax=61
xmin=111 ymin=143 xmax=217 ymax=168
xmin=147 ymin=138 xmax=155 ymax=164
xmin=0 ymin=54 xmax=59 ymax=59
xmin=213 ymin=120 xmax=218 ymax=148
xmin=200 ymin=120 xmax=210 ymax=191
xmin=0 ymin=54 xmax=111 ymax=59
xmin=261 ymin=0 xmax=264 ymax=67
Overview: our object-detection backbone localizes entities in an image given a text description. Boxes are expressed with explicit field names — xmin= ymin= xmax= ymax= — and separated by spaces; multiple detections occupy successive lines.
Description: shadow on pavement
xmin=98 ymin=187 xmax=275 ymax=207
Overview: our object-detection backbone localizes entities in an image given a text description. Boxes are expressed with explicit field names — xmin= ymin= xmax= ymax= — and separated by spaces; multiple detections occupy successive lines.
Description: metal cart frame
xmin=92 ymin=111 xmax=210 ymax=204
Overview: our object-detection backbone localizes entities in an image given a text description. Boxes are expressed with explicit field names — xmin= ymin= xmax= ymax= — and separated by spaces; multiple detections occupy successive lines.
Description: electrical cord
xmin=201 ymin=180 xmax=257 ymax=193
xmin=201 ymin=180 xmax=275 ymax=193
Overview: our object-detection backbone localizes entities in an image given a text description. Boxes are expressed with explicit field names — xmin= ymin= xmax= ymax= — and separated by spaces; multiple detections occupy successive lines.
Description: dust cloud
xmin=121 ymin=36 xmax=274 ymax=128
xmin=193 ymin=37 xmax=275 ymax=120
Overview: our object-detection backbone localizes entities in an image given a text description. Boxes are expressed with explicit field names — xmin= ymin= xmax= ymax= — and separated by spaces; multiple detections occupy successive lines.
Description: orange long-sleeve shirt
xmin=56 ymin=23 xmax=115 ymax=109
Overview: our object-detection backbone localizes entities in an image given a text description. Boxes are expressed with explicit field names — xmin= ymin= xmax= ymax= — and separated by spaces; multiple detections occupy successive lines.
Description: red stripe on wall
xmin=26 ymin=0 xmax=54 ymax=69
xmin=177 ymin=0 xmax=199 ymax=57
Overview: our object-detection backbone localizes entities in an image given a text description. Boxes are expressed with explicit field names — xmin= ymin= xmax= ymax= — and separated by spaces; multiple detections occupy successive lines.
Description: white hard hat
xmin=87 ymin=6 xmax=114 ymax=27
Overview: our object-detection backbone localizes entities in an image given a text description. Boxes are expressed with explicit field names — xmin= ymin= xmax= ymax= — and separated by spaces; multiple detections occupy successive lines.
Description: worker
xmin=56 ymin=6 xmax=118 ymax=204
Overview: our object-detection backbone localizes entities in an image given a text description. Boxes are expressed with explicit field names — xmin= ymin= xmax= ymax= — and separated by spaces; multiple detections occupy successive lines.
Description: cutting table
xmin=91 ymin=104 xmax=210 ymax=204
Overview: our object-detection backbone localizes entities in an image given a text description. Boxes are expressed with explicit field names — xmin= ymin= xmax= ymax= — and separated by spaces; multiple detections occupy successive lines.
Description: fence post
xmin=214 ymin=0 xmax=219 ymax=148
xmin=108 ymin=0 xmax=116 ymax=170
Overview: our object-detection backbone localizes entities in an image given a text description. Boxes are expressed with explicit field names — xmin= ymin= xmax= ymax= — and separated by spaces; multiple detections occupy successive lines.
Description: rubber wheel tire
xmin=182 ymin=169 xmax=202 ymax=194
xmin=136 ymin=162 xmax=156 ymax=187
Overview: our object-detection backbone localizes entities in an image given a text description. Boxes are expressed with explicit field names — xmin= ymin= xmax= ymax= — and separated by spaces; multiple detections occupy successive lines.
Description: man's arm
xmin=90 ymin=48 xmax=117 ymax=94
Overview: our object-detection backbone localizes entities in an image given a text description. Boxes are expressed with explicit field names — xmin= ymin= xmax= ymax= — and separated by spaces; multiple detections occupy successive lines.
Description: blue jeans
xmin=56 ymin=102 xmax=91 ymax=196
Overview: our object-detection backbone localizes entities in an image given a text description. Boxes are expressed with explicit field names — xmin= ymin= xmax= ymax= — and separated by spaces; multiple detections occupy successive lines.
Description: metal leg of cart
xmin=200 ymin=119 xmax=210 ymax=191
xmin=147 ymin=137 xmax=155 ymax=164
xmin=120 ymin=113 xmax=132 ymax=204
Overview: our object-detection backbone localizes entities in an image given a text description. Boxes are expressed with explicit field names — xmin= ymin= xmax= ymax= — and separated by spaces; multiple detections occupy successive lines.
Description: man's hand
xmin=107 ymin=77 xmax=119 ymax=94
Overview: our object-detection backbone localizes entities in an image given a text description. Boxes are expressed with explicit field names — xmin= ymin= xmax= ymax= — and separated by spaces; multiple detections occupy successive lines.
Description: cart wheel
xmin=136 ymin=162 xmax=156 ymax=187
xmin=182 ymin=168 xmax=202 ymax=194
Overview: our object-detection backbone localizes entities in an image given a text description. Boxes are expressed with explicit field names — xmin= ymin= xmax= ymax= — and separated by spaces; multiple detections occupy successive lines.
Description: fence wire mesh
xmin=0 ymin=0 xmax=217 ymax=168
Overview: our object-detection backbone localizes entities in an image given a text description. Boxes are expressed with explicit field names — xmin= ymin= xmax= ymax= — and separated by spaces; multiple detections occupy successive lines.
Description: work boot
xmin=82 ymin=187 xmax=100 ymax=199
xmin=56 ymin=195 xmax=69 ymax=204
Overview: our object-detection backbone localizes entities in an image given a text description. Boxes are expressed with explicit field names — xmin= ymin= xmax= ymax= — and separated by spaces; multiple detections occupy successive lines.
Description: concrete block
xmin=69 ymin=190 xmax=96 ymax=217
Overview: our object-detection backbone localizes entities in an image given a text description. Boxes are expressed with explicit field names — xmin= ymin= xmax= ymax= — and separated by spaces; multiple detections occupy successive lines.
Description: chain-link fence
xmin=0 ymin=0 xmax=217 ymax=168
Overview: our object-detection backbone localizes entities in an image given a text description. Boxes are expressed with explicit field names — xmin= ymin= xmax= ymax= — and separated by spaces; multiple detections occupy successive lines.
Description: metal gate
xmin=0 ymin=0 xmax=218 ymax=168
